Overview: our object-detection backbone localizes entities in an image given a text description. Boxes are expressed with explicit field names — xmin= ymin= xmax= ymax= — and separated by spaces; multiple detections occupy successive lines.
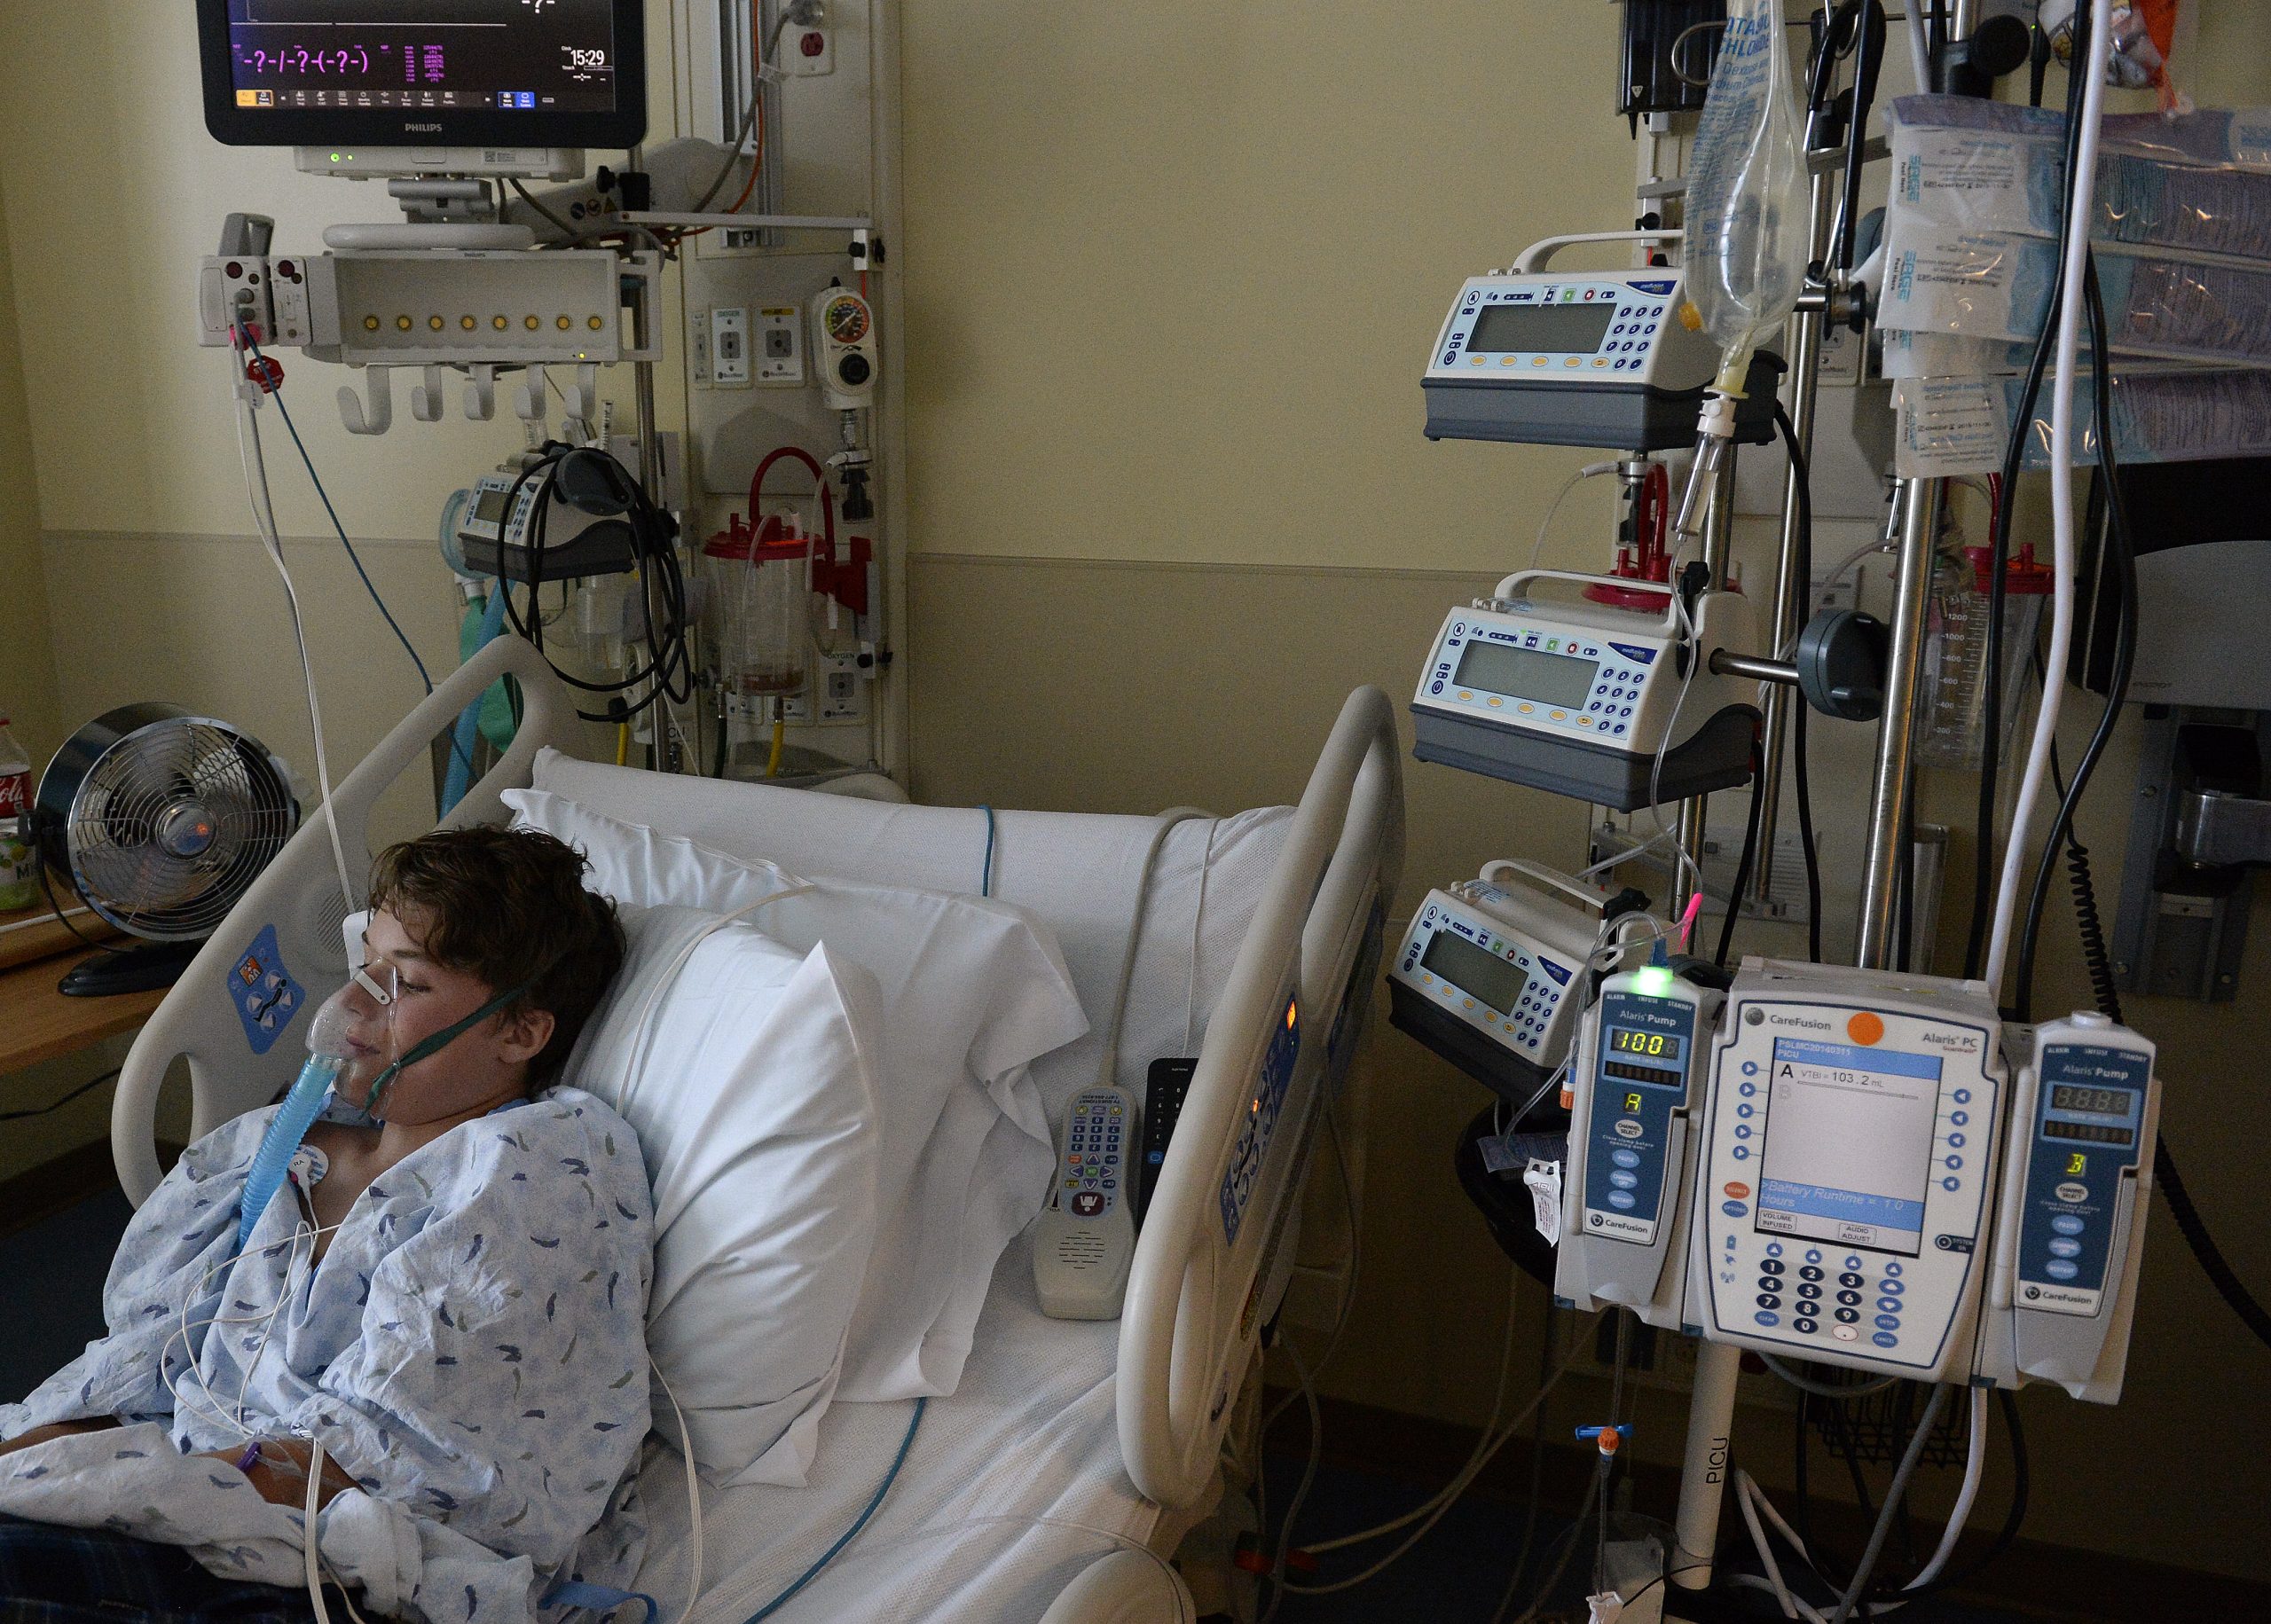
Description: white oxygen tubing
xmin=1983 ymin=3 xmax=2112 ymax=996
xmin=232 ymin=363 xmax=358 ymax=914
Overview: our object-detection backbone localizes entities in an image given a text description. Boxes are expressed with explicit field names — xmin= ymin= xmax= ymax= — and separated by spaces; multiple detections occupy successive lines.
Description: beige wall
xmin=899 ymin=0 xmax=2271 ymax=1583
xmin=0 ymin=187 xmax=59 ymax=764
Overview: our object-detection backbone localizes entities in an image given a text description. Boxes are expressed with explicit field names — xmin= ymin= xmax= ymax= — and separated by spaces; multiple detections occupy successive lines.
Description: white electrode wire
xmin=162 ymin=1218 xmax=348 ymax=1444
xmin=303 ymin=1437 xmax=334 ymax=1624
xmin=232 ymin=370 xmax=357 ymax=914
xmin=1286 ymin=1311 xmax=1602 ymax=1596
xmin=650 ymin=1357 xmax=706 ymax=1624
xmin=1983 ymin=4 xmax=2111 ymax=996
xmin=1902 ymin=0 xmax=1932 ymax=96
xmin=1902 ymin=1385 xmax=1987 ymax=1590
xmin=1527 ymin=461 xmax=1623 ymax=574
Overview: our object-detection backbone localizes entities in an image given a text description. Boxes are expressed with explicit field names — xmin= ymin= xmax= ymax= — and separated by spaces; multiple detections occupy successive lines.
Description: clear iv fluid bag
xmin=1685 ymin=0 xmax=1810 ymax=387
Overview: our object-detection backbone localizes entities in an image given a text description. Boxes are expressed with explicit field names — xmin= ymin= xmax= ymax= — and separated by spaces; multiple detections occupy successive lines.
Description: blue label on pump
xmin=228 ymin=924 xmax=305 ymax=1055
xmin=1632 ymin=280 xmax=1677 ymax=295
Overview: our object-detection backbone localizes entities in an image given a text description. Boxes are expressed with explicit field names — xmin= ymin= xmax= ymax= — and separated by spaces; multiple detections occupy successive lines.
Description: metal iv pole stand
xmin=1663 ymin=38 xmax=1953 ymax=1600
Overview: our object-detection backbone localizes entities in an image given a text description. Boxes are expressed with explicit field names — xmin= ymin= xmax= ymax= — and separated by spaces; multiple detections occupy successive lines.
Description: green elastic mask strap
xmin=361 ymin=978 xmax=538 ymax=1115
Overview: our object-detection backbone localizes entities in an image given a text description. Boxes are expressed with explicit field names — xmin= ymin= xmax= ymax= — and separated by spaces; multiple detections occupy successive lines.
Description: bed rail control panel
xmin=1556 ymin=961 xmax=1724 ymax=1329
xmin=1981 ymin=1015 xmax=2160 ymax=1403
xmin=1693 ymin=960 xmax=2008 ymax=1382
xmin=1036 ymin=1087 xmax=1139 ymax=1320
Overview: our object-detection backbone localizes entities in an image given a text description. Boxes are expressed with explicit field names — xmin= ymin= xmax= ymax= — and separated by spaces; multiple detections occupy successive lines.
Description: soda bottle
xmin=0 ymin=714 xmax=37 ymax=912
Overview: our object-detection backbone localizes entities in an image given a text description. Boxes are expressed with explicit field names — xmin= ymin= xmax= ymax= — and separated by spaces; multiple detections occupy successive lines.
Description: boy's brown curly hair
xmin=367 ymin=826 xmax=623 ymax=1087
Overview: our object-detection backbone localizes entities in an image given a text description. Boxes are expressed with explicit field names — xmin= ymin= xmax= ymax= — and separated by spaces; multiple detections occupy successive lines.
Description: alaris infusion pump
xmin=1552 ymin=957 xmax=2159 ymax=1393
xmin=1557 ymin=959 xmax=1726 ymax=1329
xmin=1411 ymin=569 xmax=1760 ymax=811
xmin=1387 ymin=859 xmax=1648 ymax=1104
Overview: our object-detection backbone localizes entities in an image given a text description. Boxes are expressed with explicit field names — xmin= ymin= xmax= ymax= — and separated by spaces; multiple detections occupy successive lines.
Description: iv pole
xmin=1663 ymin=4 xmax=1969 ymax=1607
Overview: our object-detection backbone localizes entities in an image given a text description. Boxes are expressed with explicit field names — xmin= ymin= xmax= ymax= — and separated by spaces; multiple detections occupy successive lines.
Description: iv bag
xmin=1684 ymin=0 xmax=1810 ymax=390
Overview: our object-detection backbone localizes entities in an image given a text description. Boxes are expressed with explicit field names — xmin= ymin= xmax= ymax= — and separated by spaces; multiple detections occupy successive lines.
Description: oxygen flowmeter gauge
xmin=1421 ymin=234 xmax=1781 ymax=451
xmin=1980 ymin=1015 xmax=2160 ymax=1402
xmin=1692 ymin=960 xmax=2008 ymax=1381
xmin=1557 ymin=959 xmax=1725 ymax=1329
xmin=1387 ymin=859 xmax=1650 ymax=1105
xmin=1411 ymin=569 xmax=1760 ymax=811
xmin=810 ymin=285 xmax=876 ymax=410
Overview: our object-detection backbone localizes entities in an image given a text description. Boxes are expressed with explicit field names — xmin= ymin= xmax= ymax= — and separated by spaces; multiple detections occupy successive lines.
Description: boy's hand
xmin=196 ymin=1439 xmax=359 ymax=1509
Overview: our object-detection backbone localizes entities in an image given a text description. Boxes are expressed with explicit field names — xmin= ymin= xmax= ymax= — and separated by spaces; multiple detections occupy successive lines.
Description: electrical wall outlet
xmin=754 ymin=305 xmax=805 ymax=384
xmin=711 ymin=307 xmax=752 ymax=387
xmin=781 ymin=15 xmax=834 ymax=75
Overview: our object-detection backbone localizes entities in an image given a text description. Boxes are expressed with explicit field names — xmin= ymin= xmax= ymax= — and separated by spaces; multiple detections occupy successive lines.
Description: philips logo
xmin=404 ymin=122 xmax=444 ymax=133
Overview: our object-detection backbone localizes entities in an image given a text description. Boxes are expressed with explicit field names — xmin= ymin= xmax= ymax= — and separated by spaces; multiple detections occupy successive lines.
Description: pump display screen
xmin=222 ymin=0 xmax=620 ymax=114
xmin=1754 ymin=1037 xmax=1942 ymax=1257
xmin=473 ymin=488 xmax=511 ymax=524
xmin=1453 ymin=641 xmax=1600 ymax=709
xmin=1418 ymin=928 xmax=1528 ymax=1016
xmin=2050 ymin=1085 xmax=2133 ymax=1116
xmin=1466 ymin=302 xmax=1617 ymax=356
xmin=1610 ymin=1027 xmax=1685 ymax=1063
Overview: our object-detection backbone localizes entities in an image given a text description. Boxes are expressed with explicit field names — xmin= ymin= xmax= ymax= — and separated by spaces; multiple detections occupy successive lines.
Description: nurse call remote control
xmin=1033 ymin=1087 xmax=1137 ymax=1320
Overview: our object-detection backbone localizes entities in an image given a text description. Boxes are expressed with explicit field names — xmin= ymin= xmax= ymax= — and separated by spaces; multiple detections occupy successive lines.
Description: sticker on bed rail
xmin=1220 ymin=993 xmax=1301 ymax=1246
xmin=228 ymin=924 xmax=305 ymax=1055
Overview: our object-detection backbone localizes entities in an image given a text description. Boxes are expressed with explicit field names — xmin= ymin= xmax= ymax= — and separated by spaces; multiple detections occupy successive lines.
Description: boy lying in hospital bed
xmin=0 ymin=828 xmax=653 ymax=1624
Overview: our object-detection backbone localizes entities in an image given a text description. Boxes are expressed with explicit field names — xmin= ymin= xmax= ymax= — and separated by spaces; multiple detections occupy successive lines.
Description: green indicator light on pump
xmin=1635 ymin=965 xmax=1676 ymax=997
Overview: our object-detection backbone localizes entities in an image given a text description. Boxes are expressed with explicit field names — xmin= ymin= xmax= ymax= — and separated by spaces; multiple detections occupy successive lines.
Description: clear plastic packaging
xmin=1683 ymin=0 xmax=1810 ymax=387
xmin=1893 ymin=365 xmax=2271 ymax=476
xmin=1919 ymin=544 xmax=2052 ymax=770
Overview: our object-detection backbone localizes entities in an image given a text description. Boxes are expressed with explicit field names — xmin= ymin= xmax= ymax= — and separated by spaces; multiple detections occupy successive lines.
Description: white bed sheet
xmin=634 ymin=1231 xmax=1167 ymax=1623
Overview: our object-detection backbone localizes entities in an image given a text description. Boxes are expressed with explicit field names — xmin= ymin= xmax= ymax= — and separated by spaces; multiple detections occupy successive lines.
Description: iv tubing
xmin=1983 ymin=0 xmax=2110 ymax=997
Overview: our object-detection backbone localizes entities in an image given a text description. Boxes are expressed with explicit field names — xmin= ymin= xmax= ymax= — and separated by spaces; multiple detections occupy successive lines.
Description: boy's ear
xmin=496 ymin=1006 xmax=556 ymax=1067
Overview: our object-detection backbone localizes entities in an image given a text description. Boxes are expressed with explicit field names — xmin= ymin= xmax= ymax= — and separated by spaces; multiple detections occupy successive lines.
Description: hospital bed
xmin=109 ymin=638 xmax=1404 ymax=1622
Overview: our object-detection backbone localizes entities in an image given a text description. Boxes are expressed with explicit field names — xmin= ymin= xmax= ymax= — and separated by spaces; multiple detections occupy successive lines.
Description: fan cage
xmin=62 ymin=717 xmax=297 ymax=943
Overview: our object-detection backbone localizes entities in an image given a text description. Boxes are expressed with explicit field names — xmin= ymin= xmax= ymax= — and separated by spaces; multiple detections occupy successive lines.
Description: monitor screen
xmin=1418 ymin=929 xmax=1529 ymax=1017
xmin=1465 ymin=302 xmax=1616 ymax=356
xmin=1754 ymin=1037 xmax=1942 ymax=1258
xmin=1453 ymin=639 xmax=1600 ymax=709
xmin=199 ymin=0 xmax=646 ymax=150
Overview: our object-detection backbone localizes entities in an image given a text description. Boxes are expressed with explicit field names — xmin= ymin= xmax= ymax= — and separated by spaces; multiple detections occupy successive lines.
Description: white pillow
xmin=562 ymin=904 xmax=884 ymax=1486
xmin=506 ymin=788 xmax=1091 ymax=1400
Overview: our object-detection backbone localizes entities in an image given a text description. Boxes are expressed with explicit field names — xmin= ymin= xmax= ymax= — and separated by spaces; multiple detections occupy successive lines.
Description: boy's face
xmin=345 ymin=906 xmax=554 ymax=1125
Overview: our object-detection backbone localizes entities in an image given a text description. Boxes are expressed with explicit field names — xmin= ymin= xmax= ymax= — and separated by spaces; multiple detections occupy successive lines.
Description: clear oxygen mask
xmin=1684 ymin=0 xmax=1810 ymax=392
xmin=236 ymin=964 xmax=401 ymax=1253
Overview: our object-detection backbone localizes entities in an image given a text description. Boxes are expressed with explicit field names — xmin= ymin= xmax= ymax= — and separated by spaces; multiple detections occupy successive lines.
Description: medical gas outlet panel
xmin=1387 ymin=860 xmax=1641 ymax=1104
xmin=1558 ymin=963 xmax=1725 ymax=1329
xmin=1411 ymin=571 xmax=1759 ymax=811
xmin=1693 ymin=960 xmax=2008 ymax=1382
xmin=1981 ymin=1015 xmax=2160 ymax=1402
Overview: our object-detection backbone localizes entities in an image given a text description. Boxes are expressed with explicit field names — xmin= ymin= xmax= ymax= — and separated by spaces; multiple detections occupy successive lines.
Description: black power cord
xmin=1773 ymin=400 xmax=1827 ymax=963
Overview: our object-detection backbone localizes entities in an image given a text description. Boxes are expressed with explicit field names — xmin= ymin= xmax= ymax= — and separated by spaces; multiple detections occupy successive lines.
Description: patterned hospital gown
xmin=0 ymin=1087 xmax=656 ymax=1624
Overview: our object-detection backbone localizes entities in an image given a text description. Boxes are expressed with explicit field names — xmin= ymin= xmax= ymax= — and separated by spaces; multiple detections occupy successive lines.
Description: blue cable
xmin=240 ymin=331 xmax=433 ymax=694
xmin=979 ymin=805 xmax=996 ymax=898
xmin=743 ymin=1397 xmax=927 ymax=1622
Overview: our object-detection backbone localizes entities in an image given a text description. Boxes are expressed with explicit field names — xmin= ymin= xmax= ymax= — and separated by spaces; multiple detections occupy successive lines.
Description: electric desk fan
xmin=30 ymin=703 xmax=298 ymax=997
